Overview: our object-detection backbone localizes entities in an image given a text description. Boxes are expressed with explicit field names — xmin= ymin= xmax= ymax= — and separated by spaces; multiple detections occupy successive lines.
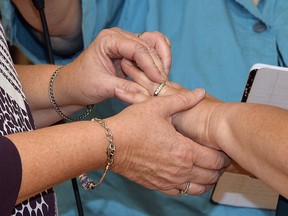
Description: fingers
xmin=191 ymin=141 xmax=231 ymax=169
xmin=121 ymin=61 xmax=158 ymax=95
xmin=162 ymin=183 xmax=214 ymax=197
xmin=115 ymin=87 xmax=206 ymax=117
xmin=114 ymin=28 xmax=171 ymax=77
xmin=114 ymin=87 xmax=150 ymax=104
xmin=99 ymin=28 xmax=170 ymax=83
xmin=138 ymin=31 xmax=172 ymax=75
xmin=121 ymin=60 xmax=181 ymax=97
xmin=151 ymin=88 xmax=206 ymax=117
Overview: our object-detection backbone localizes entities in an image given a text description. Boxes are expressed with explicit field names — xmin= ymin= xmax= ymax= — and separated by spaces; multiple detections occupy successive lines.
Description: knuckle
xmin=213 ymin=153 xmax=227 ymax=169
xmin=98 ymin=28 xmax=113 ymax=37
xmin=135 ymin=44 xmax=149 ymax=54
xmin=208 ymin=171 xmax=221 ymax=184
xmin=176 ymin=90 xmax=192 ymax=104
xmin=148 ymin=46 xmax=157 ymax=55
xmin=153 ymin=31 xmax=166 ymax=39
xmin=192 ymin=185 xmax=206 ymax=195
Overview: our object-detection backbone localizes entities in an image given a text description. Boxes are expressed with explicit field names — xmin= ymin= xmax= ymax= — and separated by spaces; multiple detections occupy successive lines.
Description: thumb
xmin=157 ymin=88 xmax=206 ymax=116
xmin=114 ymin=87 xmax=150 ymax=104
xmin=114 ymin=78 xmax=150 ymax=96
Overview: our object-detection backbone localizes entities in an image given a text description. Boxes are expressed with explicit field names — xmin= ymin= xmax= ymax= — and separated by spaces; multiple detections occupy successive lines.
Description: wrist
xmin=208 ymin=102 xmax=232 ymax=150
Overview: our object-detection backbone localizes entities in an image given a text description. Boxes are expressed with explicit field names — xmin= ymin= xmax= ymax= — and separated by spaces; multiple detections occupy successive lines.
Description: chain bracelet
xmin=48 ymin=67 xmax=93 ymax=121
xmin=79 ymin=118 xmax=116 ymax=190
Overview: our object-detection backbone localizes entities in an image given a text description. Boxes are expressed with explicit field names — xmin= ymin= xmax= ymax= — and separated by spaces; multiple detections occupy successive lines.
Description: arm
xmin=115 ymin=67 xmax=288 ymax=198
xmin=172 ymin=95 xmax=288 ymax=198
xmin=204 ymin=102 xmax=288 ymax=198
xmin=11 ymin=0 xmax=82 ymax=55
xmin=17 ymin=28 xmax=170 ymax=128
xmin=8 ymin=89 xmax=229 ymax=204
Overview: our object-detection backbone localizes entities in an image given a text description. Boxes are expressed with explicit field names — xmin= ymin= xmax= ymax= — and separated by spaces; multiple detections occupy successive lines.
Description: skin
xmin=252 ymin=0 xmax=260 ymax=5
xmin=12 ymin=0 xmax=83 ymax=55
xmin=116 ymin=62 xmax=288 ymax=199
xmin=10 ymin=88 xmax=229 ymax=203
xmin=11 ymin=0 xmax=172 ymax=73
xmin=16 ymin=28 xmax=170 ymax=127
xmin=2 ymin=27 xmax=230 ymax=207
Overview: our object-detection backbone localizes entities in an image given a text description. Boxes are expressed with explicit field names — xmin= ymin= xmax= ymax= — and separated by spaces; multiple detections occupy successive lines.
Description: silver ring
xmin=179 ymin=182 xmax=190 ymax=196
xmin=153 ymin=83 xmax=166 ymax=96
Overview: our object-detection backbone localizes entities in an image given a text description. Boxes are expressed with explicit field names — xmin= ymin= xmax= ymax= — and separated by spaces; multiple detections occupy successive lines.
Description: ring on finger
xmin=179 ymin=182 xmax=190 ymax=196
xmin=137 ymin=32 xmax=145 ymax=39
xmin=153 ymin=82 xmax=166 ymax=96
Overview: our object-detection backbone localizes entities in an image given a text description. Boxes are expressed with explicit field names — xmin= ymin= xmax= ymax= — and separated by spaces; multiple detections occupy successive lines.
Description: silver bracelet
xmin=48 ymin=67 xmax=93 ymax=121
xmin=79 ymin=118 xmax=116 ymax=190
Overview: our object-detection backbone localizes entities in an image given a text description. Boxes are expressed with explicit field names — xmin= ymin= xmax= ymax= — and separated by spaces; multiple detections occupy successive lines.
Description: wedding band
xmin=153 ymin=83 xmax=166 ymax=96
xmin=137 ymin=32 xmax=145 ymax=38
xmin=179 ymin=182 xmax=190 ymax=196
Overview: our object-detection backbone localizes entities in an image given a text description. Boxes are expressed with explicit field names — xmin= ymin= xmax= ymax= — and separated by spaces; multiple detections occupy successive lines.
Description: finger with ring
xmin=137 ymin=32 xmax=145 ymax=39
xmin=153 ymin=82 xmax=166 ymax=96
xmin=178 ymin=182 xmax=190 ymax=196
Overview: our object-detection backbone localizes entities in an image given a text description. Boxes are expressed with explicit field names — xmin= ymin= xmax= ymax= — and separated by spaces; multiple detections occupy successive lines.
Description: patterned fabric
xmin=0 ymin=23 xmax=57 ymax=215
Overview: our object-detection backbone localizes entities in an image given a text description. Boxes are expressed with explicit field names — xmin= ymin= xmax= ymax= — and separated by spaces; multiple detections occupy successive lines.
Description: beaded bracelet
xmin=79 ymin=118 xmax=116 ymax=190
xmin=48 ymin=67 xmax=93 ymax=121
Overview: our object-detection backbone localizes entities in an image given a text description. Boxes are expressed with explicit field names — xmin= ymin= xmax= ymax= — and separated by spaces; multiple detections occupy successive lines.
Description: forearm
xmin=11 ymin=0 xmax=83 ymax=55
xmin=212 ymin=102 xmax=288 ymax=198
xmin=16 ymin=65 xmax=84 ymax=127
xmin=7 ymin=120 xmax=108 ymax=204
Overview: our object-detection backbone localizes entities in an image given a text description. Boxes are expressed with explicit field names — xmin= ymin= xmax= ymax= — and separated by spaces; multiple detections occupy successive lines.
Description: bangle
xmin=48 ymin=67 xmax=93 ymax=121
xmin=79 ymin=118 xmax=116 ymax=190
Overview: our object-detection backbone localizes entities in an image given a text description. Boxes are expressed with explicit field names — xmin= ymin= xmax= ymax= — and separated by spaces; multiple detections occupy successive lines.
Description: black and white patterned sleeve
xmin=0 ymin=136 xmax=22 ymax=215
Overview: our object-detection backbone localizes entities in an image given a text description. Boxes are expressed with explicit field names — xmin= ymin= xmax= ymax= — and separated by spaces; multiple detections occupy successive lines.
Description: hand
xmin=109 ymin=89 xmax=230 ymax=196
xmin=114 ymin=66 xmax=250 ymax=175
xmin=113 ymin=64 xmax=223 ymax=149
xmin=60 ymin=27 xmax=171 ymax=106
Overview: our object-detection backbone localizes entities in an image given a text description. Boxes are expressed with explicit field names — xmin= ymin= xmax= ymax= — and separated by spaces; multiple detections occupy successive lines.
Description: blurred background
xmin=9 ymin=45 xmax=31 ymax=65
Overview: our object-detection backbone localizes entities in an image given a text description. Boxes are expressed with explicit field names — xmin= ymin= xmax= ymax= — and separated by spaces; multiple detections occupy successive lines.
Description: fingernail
xmin=114 ymin=87 xmax=126 ymax=94
xmin=161 ymin=74 xmax=167 ymax=82
xmin=122 ymin=59 xmax=133 ymax=65
xmin=193 ymin=88 xmax=205 ymax=96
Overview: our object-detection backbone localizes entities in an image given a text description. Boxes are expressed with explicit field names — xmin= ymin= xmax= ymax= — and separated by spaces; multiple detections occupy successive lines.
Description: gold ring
xmin=137 ymin=32 xmax=145 ymax=38
xmin=153 ymin=83 xmax=166 ymax=96
xmin=179 ymin=182 xmax=190 ymax=196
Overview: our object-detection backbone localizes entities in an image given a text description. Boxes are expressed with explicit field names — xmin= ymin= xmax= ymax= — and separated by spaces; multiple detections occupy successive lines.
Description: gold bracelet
xmin=79 ymin=118 xmax=116 ymax=190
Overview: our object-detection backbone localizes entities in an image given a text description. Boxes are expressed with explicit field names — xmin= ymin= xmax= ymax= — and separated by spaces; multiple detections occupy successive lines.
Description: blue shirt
xmin=2 ymin=0 xmax=287 ymax=215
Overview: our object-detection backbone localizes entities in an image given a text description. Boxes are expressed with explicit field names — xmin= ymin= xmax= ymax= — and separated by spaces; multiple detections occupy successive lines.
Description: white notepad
xmin=211 ymin=64 xmax=288 ymax=210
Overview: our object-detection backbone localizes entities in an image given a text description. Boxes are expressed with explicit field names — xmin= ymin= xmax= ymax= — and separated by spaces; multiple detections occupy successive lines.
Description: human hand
xmin=109 ymin=89 xmax=230 ymax=196
xmin=113 ymin=64 xmax=223 ymax=150
xmin=60 ymin=27 xmax=171 ymax=106
xmin=114 ymin=67 xmax=251 ymax=175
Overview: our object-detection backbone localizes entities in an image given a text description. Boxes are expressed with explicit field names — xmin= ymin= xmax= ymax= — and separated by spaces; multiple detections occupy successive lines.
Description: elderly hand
xmin=113 ymin=63 xmax=224 ymax=150
xmin=108 ymin=89 xmax=230 ymax=196
xmin=115 ymin=65 xmax=252 ymax=175
xmin=57 ymin=27 xmax=171 ymax=107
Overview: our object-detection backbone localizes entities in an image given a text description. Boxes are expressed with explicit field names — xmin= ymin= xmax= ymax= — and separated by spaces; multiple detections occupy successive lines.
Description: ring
xmin=153 ymin=83 xmax=166 ymax=96
xmin=179 ymin=182 xmax=190 ymax=196
xmin=137 ymin=32 xmax=145 ymax=39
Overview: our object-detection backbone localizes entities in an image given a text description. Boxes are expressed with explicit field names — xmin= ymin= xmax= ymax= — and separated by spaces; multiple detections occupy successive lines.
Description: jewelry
xmin=179 ymin=182 xmax=190 ymax=196
xmin=79 ymin=118 xmax=116 ymax=190
xmin=49 ymin=67 xmax=93 ymax=121
xmin=153 ymin=82 xmax=166 ymax=96
xmin=137 ymin=32 xmax=145 ymax=38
